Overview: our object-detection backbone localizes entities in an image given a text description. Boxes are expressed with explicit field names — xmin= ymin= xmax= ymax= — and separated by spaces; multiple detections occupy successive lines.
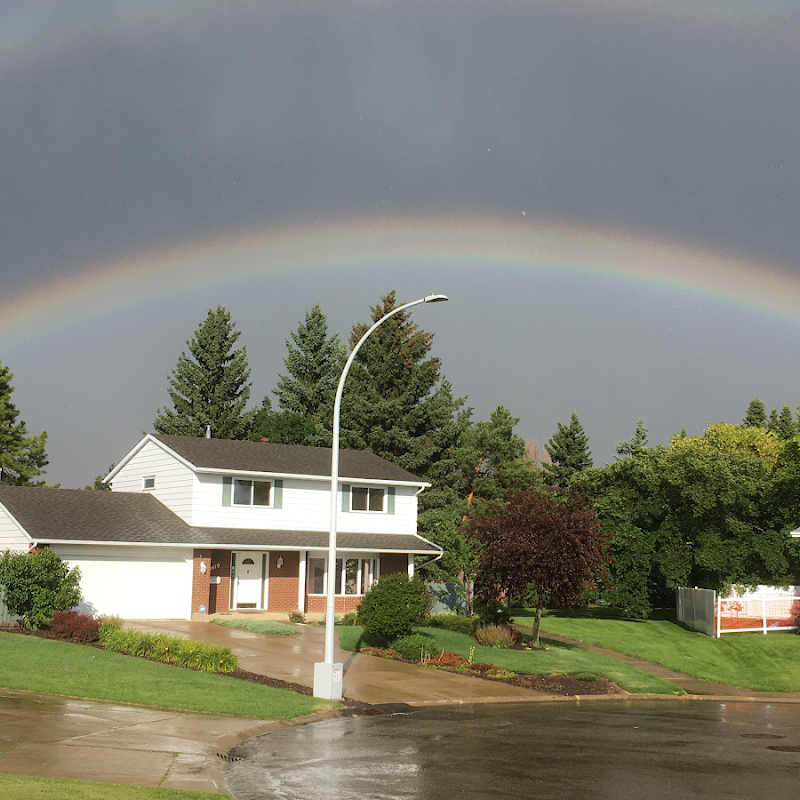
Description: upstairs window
xmin=143 ymin=476 xmax=156 ymax=490
xmin=351 ymin=486 xmax=385 ymax=512
xmin=234 ymin=479 xmax=271 ymax=506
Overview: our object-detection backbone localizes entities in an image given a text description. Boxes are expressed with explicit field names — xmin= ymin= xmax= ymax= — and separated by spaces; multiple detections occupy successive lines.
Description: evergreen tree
xmin=337 ymin=290 xmax=469 ymax=479
xmin=154 ymin=306 xmax=255 ymax=439
xmin=767 ymin=407 xmax=780 ymax=436
xmin=775 ymin=406 xmax=797 ymax=441
xmin=0 ymin=362 xmax=49 ymax=486
xmin=742 ymin=398 xmax=767 ymax=429
xmin=615 ymin=419 xmax=649 ymax=458
xmin=273 ymin=304 xmax=345 ymax=425
xmin=543 ymin=412 xmax=593 ymax=487
xmin=250 ymin=397 xmax=318 ymax=445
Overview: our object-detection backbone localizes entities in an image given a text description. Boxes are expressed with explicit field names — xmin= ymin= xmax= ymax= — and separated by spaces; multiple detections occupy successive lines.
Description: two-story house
xmin=0 ymin=434 xmax=440 ymax=620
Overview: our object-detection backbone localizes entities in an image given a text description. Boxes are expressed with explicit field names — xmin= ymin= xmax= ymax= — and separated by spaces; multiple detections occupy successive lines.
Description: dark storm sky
xmin=3 ymin=0 xmax=800 ymax=487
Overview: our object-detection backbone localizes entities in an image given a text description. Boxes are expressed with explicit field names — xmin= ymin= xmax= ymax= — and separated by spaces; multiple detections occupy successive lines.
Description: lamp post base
xmin=313 ymin=661 xmax=343 ymax=699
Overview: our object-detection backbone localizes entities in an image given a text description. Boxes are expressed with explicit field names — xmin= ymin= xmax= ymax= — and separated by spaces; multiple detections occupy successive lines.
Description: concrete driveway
xmin=127 ymin=619 xmax=553 ymax=706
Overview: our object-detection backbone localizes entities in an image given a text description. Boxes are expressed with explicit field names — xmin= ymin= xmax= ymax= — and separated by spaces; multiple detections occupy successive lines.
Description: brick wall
xmin=268 ymin=551 xmax=299 ymax=612
xmin=306 ymin=594 xmax=362 ymax=614
xmin=209 ymin=550 xmax=232 ymax=613
xmin=191 ymin=550 xmax=212 ymax=619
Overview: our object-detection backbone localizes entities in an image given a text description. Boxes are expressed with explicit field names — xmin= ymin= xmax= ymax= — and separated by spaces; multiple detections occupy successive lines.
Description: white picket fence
xmin=677 ymin=586 xmax=800 ymax=638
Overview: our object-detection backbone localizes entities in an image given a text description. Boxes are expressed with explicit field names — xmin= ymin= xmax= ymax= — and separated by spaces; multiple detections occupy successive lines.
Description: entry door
xmin=235 ymin=554 xmax=263 ymax=608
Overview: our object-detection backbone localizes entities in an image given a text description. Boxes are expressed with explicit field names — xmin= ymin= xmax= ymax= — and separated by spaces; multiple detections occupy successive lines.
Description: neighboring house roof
xmin=109 ymin=434 xmax=428 ymax=485
xmin=0 ymin=486 xmax=440 ymax=554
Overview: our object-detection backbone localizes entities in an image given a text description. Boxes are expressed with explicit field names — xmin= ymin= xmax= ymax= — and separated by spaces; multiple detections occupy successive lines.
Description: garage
xmin=52 ymin=544 xmax=193 ymax=620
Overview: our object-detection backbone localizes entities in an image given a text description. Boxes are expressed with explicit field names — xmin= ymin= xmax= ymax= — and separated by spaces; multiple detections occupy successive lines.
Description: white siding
xmin=53 ymin=544 xmax=193 ymax=620
xmin=111 ymin=440 xmax=195 ymax=522
xmin=0 ymin=505 xmax=31 ymax=551
xmin=191 ymin=473 xmax=419 ymax=534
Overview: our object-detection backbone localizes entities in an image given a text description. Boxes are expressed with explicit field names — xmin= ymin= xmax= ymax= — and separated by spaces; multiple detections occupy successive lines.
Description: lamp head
xmin=423 ymin=293 xmax=449 ymax=303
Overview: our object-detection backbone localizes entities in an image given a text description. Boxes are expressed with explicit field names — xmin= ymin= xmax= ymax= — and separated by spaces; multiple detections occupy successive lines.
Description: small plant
xmin=337 ymin=611 xmax=359 ymax=626
xmin=473 ymin=598 xmax=512 ymax=626
xmin=46 ymin=610 xmax=100 ymax=643
xmin=475 ymin=623 xmax=520 ymax=649
xmin=288 ymin=608 xmax=306 ymax=624
xmin=423 ymin=612 xmax=480 ymax=635
xmin=357 ymin=573 xmax=432 ymax=640
xmin=391 ymin=633 xmax=440 ymax=661
xmin=468 ymin=646 xmax=475 ymax=665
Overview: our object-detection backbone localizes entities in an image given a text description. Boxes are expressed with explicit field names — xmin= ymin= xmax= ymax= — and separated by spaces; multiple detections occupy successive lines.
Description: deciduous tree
xmin=468 ymin=487 xmax=608 ymax=645
xmin=154 ymin=306 xmax=255 ymax=439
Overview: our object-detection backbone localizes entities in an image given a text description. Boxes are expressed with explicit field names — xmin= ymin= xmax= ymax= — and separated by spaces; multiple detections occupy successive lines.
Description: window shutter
xmin=387 ymin=486 xmax=395 ymax=514
xmin=273 ymin=479 xmax=283 ymax=509
xmin=341 ymin=484 xmax=350 ymax=513
xmin=222 ymin=476 xmax=232 ymax=506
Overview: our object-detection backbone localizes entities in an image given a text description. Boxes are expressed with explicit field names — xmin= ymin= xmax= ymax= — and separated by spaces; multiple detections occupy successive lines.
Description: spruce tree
xmin=543 ymin=411 xmax=593 ymax=487
xmin=0 ymin=362 xmax=49 ymax=486
xmin=337 ymin=290 xmax=469 ymax=479
xmin=272 ymin=304 xmax=344 ymax=435
xmin=775 ymin=406 xmax=797 ymax=441
xmin=742 ymin=398 xmax=767 ymax=429
xmin=615 ymin=419 xmax=649 ymax=458
xmin=154 ymin=306 xmax=255 ymax=439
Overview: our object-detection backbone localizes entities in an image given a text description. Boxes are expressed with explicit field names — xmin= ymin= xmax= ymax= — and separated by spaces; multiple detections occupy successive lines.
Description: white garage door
xmin=53 ymin=545 xmax=193 ymax=620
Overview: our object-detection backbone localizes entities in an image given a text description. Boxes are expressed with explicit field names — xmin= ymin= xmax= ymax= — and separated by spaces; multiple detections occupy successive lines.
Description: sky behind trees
xmin=4 ymin=1 xmax=800 ymax=487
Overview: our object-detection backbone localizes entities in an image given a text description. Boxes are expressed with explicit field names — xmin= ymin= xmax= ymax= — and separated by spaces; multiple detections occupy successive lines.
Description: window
xmin=351 ymin=486 xmax=385 ymax=512
xmin=143 ymin=476 xmax=155 ymax=490
xmin=307 ymin=557 xmax=377 ymax=595
xmin=233 ymin=479 xmax=271 ymax=506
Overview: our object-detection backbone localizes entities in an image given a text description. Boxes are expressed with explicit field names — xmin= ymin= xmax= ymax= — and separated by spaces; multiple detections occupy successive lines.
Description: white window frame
xmin=350 ymin=485 xmax=386 ymax=513
xmin=306 ymin=556 xmax=379 ymax=596
xmin=142 ymin=475 xmax=156 ymax=491
xmin=233 ymin=479 xmax=273 ymax=507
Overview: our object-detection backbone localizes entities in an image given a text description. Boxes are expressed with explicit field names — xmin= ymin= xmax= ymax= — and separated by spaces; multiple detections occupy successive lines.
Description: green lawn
xmin=0 ymin=632 xmax=333 ymax=718
xmin=522 ymin=613 xmax=800 ymax=692
xmin=338 ymin=626 xmax=683 ymax=694
xmin=213 ymin=618 xmax=299 ymax=635
xmin=0 ymin=774 xmax=218 ymax=800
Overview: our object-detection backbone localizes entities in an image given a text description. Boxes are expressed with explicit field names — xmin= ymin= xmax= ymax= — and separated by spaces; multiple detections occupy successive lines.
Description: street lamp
xmin=313 ymin=293 xmax=449 ymax=699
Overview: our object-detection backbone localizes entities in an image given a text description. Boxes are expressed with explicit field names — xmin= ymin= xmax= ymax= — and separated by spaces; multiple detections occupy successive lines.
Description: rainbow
xmin=3 ymin=215 xmax=800 ymax=349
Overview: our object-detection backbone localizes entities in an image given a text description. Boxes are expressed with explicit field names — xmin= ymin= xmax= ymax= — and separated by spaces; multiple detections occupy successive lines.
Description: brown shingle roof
xmin=0 ymin=486 xmax=440 ymax=553
xmin=151 ymin=434 xmax=426 ymax=483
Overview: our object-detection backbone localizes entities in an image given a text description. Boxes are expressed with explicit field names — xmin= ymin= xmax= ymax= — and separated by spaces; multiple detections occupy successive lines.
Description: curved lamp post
xmin=313 ymin=293 xmax=449 ymax=699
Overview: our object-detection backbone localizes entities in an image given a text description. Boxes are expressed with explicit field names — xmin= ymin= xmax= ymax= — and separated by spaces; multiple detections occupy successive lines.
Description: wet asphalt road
xmin=225 ymin=700 xmax=800 ymax=800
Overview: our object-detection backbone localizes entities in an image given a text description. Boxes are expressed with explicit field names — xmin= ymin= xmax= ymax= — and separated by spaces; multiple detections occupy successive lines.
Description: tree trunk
xmin=531 ymin=599 xmax=544 ymax=647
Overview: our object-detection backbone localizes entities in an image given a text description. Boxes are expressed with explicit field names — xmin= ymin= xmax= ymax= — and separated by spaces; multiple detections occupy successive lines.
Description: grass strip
xmin=338 ymin=626 xmax=682 ymax=694
xmin=213 ymin=618 xmax=299 ymax=635
xmin=0 ymin=773 xmax=219 ymax=800
xmin=0 ymin=632 xmax=334 ymax=718
xmin=525 ymin=614 xmax=800 ymax=692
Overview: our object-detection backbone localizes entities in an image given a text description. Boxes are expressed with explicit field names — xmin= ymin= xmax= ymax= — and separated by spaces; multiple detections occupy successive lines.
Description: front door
xmin=234 ymin=553 xmax=265 ymax=608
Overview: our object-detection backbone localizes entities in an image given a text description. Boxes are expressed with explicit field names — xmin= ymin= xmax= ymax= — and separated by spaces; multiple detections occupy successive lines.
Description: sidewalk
xmin=128 ymin=619 xmax=553 ymax=706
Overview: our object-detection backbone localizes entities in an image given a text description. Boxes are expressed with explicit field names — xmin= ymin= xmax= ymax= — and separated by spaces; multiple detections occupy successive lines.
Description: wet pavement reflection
xmin=225 ymin=701 xmax=800 ymax=800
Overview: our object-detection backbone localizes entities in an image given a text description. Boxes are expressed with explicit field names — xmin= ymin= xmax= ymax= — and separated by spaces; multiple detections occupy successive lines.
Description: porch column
xmin=407 ymin=553 xmax=415 ymax=578
xmin=298 ymin=550 xmax=307 ymax=613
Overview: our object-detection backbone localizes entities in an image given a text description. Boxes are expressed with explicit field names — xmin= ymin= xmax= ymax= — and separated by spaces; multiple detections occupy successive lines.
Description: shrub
xmin=338 ymin=611 xmax=359 ymax=626
xmin=473 ymin=598 xmax=512 ymax=626
xmin=423 ymin=612 xmax=480 ymax=635
xmin=357 ymin=573 xmax=431 ymax=640
xmin=474 ymin=623 xmax=520 ymax=649
xmin=214 ymin=618 xmax=299 ymax=636
xmin=99 ymin=626 xmax=238 ymax=672
xmin=47 ymin=610 xmax=100 ymax=644
xmin=288 ymin=608 xmax=306 ymax=624
xmin=0 ymin=549 xmax=82 ymax=629
xmin=392 ymin=633 xmax=440 ymax=661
